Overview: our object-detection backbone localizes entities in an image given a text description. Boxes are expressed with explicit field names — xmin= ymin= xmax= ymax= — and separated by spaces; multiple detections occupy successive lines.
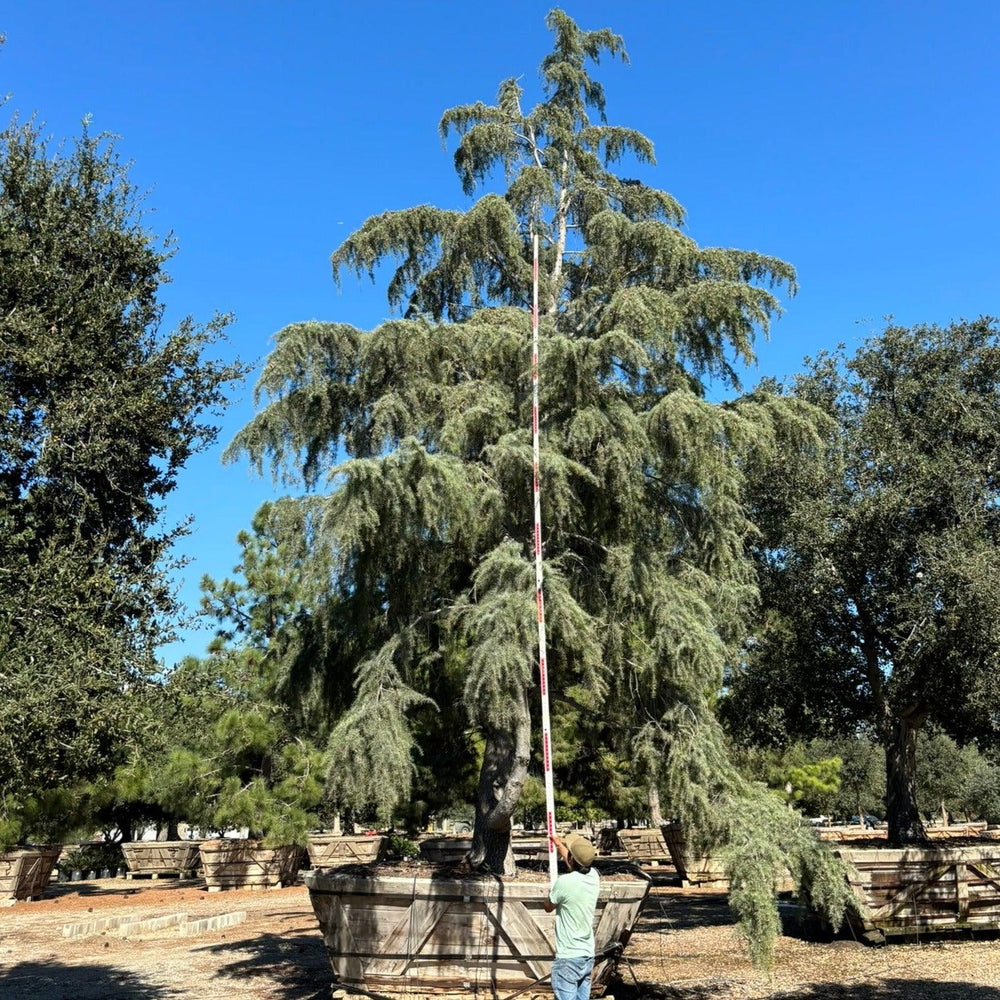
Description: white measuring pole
xmin=531 ymin=232 xmax=559 ymax=888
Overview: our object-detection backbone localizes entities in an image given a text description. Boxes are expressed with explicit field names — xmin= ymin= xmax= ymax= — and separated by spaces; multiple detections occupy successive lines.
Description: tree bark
xmin=470 ymin=690 xmax=531 ymax=877
xmin=648 ymin=783 xmax=665 ymax=827
xmin=883 ymin=712 xmax=928 ymax=845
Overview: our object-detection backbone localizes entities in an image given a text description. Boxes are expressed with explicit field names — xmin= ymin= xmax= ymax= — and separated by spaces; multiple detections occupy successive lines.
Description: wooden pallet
xmin=125 ymin=870 xmax=199 ymax=880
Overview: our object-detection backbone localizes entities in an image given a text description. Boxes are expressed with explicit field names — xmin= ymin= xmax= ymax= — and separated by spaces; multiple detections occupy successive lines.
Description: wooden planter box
xmin=121 ymin=840 xmax=202 ymax=878
xmin=617 ymin=828 xmax=672 ymax=867
xmin=419 ymin=836 xmax=550 ymax=865
xmin=660 ymin=823 xmax=728 ymax=887
xmin=597 ymin=828 xmax=624 ymax=856
xmin=835 ymin=843 xmax=1000 ymax=941
xmin=419 ymin=836 xmax=471 ymax=863
xmin=815 ymin=825 xmax=883 ymax=843
xmin=0 ymin=846 xmax=61 ymax=902
xmin=304 ymin=867 xmax=650 ymax=995
xmin=307 ymin=834 xmax=386 ymax=868
xmin=199 ymin=840 xmax=302 ymax=891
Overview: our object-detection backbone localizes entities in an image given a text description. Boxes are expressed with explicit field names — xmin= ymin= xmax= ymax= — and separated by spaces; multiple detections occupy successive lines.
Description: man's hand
xmin=551 ymin=834 xmax=569 ymax=861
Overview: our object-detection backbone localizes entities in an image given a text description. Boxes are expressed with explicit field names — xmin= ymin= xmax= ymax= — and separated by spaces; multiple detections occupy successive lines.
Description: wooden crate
xmin=121 ymin=840 xmax=202 ymax=878
xmin=199 ymin=840 xmax=302 ymax=891
xmin=815 ymin=826 xmax=884 ymax=843
xmin=419 ymin=837 xmax=550 ymax=865
xmin=927 ymin=822 xmax=988 ymax=840
xmin=419 ymin=837 xmax=471 ymax=863
xmin=616 ymin=828 xmax=672 ymax=867
xmin=597 ymin=828 xmax=624 ymax=855
xmin=307 ymin=834 xmax=386 ymax=868
xmin=835 ymin=843 xmax=1000 ymax=940
xmin=304 ymin=866 xmax=650 ymax=995
xmin=659 ymin=824 xmax=727 ymax=887
xmin=0 ymin=846 xmax=61 ymax=902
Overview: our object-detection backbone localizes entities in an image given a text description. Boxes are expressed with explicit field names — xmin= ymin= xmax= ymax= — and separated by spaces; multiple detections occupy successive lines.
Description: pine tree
xmin=227 ymin=10 xmax=849 ymax=964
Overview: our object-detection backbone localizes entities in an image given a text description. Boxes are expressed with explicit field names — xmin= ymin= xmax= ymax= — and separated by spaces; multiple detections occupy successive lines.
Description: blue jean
xmin=550 ymin=956 xmax=595 ymax=1000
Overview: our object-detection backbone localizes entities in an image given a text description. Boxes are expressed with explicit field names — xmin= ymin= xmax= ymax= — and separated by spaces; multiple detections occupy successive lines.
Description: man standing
xmin=543 ymin=833 xmax=600 ymax=1000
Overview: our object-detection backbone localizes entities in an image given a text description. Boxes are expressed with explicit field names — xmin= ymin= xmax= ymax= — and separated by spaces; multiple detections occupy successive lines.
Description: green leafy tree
xmin=783 ymin=758 xmax=841 ymax=817
xmin=165 ymin=508 xmax=330 ymax=844
xmin=822 ymin=736 xmax=884 ymax=823
xmin=226 ymin=10 xmax=849 ymax=965
xmin=915 ymin=729 xmax=980 ymax=825
xmin=961 ymin=754 xmax=1000 ymax=824
xmin=0 ymin=109 xmax=245 ymax=843
xmin=728 ymin=319 xmax=1000 ymax=843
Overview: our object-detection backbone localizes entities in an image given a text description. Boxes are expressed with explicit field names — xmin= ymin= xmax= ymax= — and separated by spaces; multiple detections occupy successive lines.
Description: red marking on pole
xmin=531 ymin=231 xmax=558 ymax=887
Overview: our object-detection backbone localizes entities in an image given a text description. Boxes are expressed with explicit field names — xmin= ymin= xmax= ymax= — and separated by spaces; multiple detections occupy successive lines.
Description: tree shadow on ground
xmin=197 ymin=913 xmax=333 ymax=1000
xmin=638 ymin=891 xmax=735 ymax=932
xmin=46 ymin=877 xmax=201 ymax=900
xmin=769 ymin=979 xmax=1000 ymax=1000
xmin=0 ymin=959 xmax=182 ymax=1000
xmin=610 ymin=980 xmax=738 ymax=999
xmin=612 ymin=977 xmax=1000 ymax=1000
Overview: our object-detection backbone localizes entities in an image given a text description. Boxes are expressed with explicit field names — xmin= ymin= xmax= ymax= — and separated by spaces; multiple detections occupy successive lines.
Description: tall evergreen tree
xmin=228 ymin=10 xmax=848 ymax=964
xmin=728 ymin=319 xmax=1000 ymax=843
xmin=0 ymin=112 xmax=245 ymax=842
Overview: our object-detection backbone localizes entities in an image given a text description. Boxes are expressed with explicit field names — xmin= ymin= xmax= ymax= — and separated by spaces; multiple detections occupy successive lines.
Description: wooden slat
xmin=365 ymin=896 xmax=452 ymax=976
xmin=328 ymin=894 xmax=366 ymax=983
xmin=482 ymin=898 xmax=553 ymax=980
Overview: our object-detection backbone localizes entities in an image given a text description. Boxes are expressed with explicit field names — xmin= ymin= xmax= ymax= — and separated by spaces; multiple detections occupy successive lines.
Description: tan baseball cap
xmin=565 ymin=833 xmax=596 ymax=867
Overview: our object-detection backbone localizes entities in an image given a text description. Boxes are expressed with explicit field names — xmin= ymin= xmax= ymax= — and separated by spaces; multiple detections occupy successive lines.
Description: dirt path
xmin=3 ymin=877 xmax=1000 ymax=999
xmin=624 ymin=884 xmax=1000 ymax=999
xmin=0 ymin=878 xmax=331 ymax=999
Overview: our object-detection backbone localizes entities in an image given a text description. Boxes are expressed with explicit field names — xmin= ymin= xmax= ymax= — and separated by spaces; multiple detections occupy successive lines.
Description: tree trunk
xmin=884 ymin=713 xmax=928 ymax=845
xmin=470 ymin=691 xmax=531 ymax=877
xmin=648 ymin=783 xmax=665 ymax=826
xmin=166 ymin=818 xmax=180 ymax=841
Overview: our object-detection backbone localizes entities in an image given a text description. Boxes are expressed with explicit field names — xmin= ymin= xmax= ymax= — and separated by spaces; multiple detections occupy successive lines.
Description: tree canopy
xmin=227 ymin=9 xmax=848 ymax=965
xmin=727 ymin=318 xmax=1000 ymax=843
xmin=0 ymin=111 xmax=246 ymax=844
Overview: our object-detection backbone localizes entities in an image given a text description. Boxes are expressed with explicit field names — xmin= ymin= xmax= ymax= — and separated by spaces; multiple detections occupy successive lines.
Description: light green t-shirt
xmin=549 ymin=867 xmax=600 ymax=958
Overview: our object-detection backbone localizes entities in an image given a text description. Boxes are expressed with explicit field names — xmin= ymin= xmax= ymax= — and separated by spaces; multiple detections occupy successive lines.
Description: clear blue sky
xmin=3 ymin=2 xmax=998 ymax=663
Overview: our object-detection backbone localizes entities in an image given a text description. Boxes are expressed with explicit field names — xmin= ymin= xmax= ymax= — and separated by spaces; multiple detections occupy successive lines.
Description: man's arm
xmin=542 ymin=835 xmax=570 ymax=912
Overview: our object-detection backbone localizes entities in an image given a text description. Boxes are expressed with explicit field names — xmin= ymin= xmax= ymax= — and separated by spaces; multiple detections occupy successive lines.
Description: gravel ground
xmin=3 ymin=876 xmax=1000 ymax=999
